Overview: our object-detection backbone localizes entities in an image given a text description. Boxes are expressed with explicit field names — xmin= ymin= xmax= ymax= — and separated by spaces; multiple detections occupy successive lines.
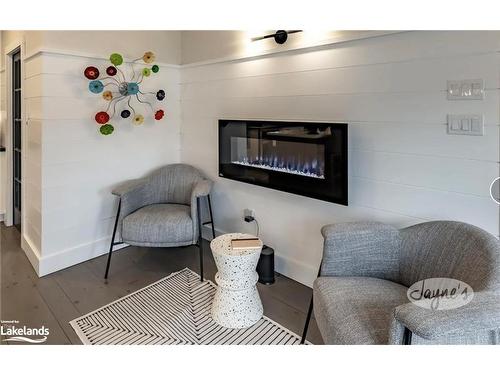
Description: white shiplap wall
xmin=180 ymin=31 xmax=500 ymax=286
xmin=25 ymin=52 xmax=181 ymax=275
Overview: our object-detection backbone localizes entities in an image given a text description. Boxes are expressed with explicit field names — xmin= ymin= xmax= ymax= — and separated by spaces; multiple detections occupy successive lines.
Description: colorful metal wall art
xmin=84 ymin=52 xmax=165 ymax=135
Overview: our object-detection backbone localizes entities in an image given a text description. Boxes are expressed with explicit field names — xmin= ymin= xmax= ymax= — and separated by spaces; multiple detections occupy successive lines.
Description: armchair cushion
xmin=122 ymin=204 xmax=194 ymax=247
xmin=390 ymin=292 xmax=500 ymax=341
xmin=320 ymin=222 xmax=401 ymax=282
xmin=314 ymin=276 xmax=408 ymax=344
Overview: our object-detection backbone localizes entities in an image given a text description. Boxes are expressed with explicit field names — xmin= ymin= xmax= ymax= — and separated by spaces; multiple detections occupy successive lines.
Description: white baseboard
xmin=274 ymin=254 xmax=317 ymax=288
xmin=21 ymin=234 xmax=42 ymax=275
xmin=201 ymin=224 xmax=316 ymax=288
xmin=40 ymin=227 xmax=216 ymax=277
xmin=22 ymin=222 xmax=315 ymax=284
xmin=201 ymin=224 xmax=224 ymax=240
xmin=23 ymin=224 xmax=211 ymax=277
xmin=37 ymin=237 xmax=128 ymax=277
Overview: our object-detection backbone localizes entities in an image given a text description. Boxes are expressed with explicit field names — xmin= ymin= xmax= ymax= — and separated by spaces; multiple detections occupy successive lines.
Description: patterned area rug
xmin=70 ymin=268 xmax=307 ymax=345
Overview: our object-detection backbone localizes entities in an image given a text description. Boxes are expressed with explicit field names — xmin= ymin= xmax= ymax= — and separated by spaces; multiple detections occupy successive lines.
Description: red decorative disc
xmin=154 ymin=109 xmax=164 ymax=120
xmin=95 ymin=111 xmax=110 ymax=124
xmin=84 ymin=66 xmax=99 ymax=80
xmin=106 ymin=66 xmax=117 ymax=76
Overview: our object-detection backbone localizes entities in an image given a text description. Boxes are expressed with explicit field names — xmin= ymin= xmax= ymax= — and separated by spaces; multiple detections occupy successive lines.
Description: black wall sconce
xmin=251 ymin=30 xmax=303 ymax=44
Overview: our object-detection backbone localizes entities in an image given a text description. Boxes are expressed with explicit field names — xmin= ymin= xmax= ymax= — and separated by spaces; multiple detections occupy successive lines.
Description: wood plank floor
xmin=0 ymin=224 xmax=323 ymax=345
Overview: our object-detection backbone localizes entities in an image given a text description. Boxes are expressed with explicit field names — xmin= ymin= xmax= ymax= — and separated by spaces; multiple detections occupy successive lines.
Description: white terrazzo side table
xmin=210 ymin=233 xmax=264 ymax=329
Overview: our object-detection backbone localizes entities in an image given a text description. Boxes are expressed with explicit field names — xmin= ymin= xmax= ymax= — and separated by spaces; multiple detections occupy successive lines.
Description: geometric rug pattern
xmin=70 ymin=268 xmax=306 ymax=345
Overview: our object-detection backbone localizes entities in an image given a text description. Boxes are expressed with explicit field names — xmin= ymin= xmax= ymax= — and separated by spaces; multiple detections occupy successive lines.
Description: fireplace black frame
xmin=218 ymin=119 xmax=348 ymax=205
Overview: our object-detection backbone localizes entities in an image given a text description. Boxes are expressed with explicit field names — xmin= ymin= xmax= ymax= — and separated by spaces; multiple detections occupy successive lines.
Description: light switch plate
xmin=447 ymin=79 xmax=484 ymax=100
xmin=447 ymin=114 xmax=484 ymax=135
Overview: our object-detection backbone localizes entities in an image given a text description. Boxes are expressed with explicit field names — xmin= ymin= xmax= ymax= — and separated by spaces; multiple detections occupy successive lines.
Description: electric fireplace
xmin=218 ymin=119 xmax=348 ymax=205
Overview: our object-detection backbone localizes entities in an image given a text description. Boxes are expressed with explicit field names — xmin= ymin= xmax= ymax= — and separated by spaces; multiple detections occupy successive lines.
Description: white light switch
xmin=447 ymin=79 xmax=484 ymax=100
xmin=450 ymin=118 xmax=460 ymax=130
xmin=471 ymin=117 xmax=482 ymax=132
xmin=460 ymin=118 xmax=470 ymax=131
xmin=448 ymin=114 xmax=483 ymax=136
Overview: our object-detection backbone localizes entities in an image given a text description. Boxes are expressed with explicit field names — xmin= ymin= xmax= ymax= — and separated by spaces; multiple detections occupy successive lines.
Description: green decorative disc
xmin=110 ymin=53 xmax=123 ymax=66
xmin=142 ymin=68 xmax=151 ymax=77
xmin=100 ymin=124 xmax=114 ymax=135
xmin=151 ymin=65 xmax=159 ymax=73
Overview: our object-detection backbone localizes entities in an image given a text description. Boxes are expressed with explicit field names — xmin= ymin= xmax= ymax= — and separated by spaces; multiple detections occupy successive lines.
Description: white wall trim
xmin=37 ymin=237 xmax=129 ymax=277
xmin=21 ymin=234 xmax=41 ymax=275
xmin=274 ymin=253 xmax=318 ymax=288
xmin=24 ymin=48 xmax=181 ymax=69
xmin=9 ymin=32 xmax=406 ymax=70
xmin=181 ymin=31 xmax=408 ymax=68
xmin=22 ymin=219 xmax=315 ymax=284
xmin=26 ymin=223 xmax=313 ymax=283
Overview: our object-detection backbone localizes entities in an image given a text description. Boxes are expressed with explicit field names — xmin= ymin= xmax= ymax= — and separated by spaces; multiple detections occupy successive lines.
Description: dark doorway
xmin=12 ymin=49 xmax=21 ymax=231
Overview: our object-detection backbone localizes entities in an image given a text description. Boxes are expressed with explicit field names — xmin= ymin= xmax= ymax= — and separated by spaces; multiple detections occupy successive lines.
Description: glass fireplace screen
xmin=230 ymin=135 xmax=326 ymax=179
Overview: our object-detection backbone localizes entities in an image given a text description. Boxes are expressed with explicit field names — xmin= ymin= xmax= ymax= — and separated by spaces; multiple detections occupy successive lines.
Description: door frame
xmin=3 ymin=39 xmax=25 ymax=229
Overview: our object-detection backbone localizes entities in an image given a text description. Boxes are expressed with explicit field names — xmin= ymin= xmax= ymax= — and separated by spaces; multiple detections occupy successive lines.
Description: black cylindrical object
xmin=257 ymin=245 xmax=275 ymax=285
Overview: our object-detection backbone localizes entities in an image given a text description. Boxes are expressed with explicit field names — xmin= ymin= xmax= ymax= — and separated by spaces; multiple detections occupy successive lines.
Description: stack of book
xmin=231 ymin=238 xmax=262 ymax=251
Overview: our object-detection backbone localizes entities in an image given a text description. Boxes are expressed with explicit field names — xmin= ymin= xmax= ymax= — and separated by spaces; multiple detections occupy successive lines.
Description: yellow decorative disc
xmin=102 ymin=91 xmax=113 ymax=101
xmin=142 ymin=51 xmax=155 ymax=64
xmin=133 ymin=114 xmax=144 ymax=125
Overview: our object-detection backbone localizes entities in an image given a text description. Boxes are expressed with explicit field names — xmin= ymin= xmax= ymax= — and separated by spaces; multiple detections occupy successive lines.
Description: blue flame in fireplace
xmin=233 ymin=155 xmax=325 ymax=179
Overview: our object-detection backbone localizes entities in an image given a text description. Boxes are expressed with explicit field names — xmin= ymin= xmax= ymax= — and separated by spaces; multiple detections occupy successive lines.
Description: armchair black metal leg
xmin=207 ymin=194 xmax=216 ymax=239
xmin=104 ymin=199 xmax=121 ymax=280
xmin=197 ymin=196 xmax=204 ymax=281
xmin=301 ymin=264 xmax=322 ymax=344
xmin=402 ymin=327 xmax=413 ymax=345
xmin=300 ymin=295 xmax=314 ymax=344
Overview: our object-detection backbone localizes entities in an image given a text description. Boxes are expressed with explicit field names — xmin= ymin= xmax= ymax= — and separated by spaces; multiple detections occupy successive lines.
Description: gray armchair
xmin=301 ymin=221 xmax=500 ymax=344
xmin=104 ymin=164 xmax=215 ymax=281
